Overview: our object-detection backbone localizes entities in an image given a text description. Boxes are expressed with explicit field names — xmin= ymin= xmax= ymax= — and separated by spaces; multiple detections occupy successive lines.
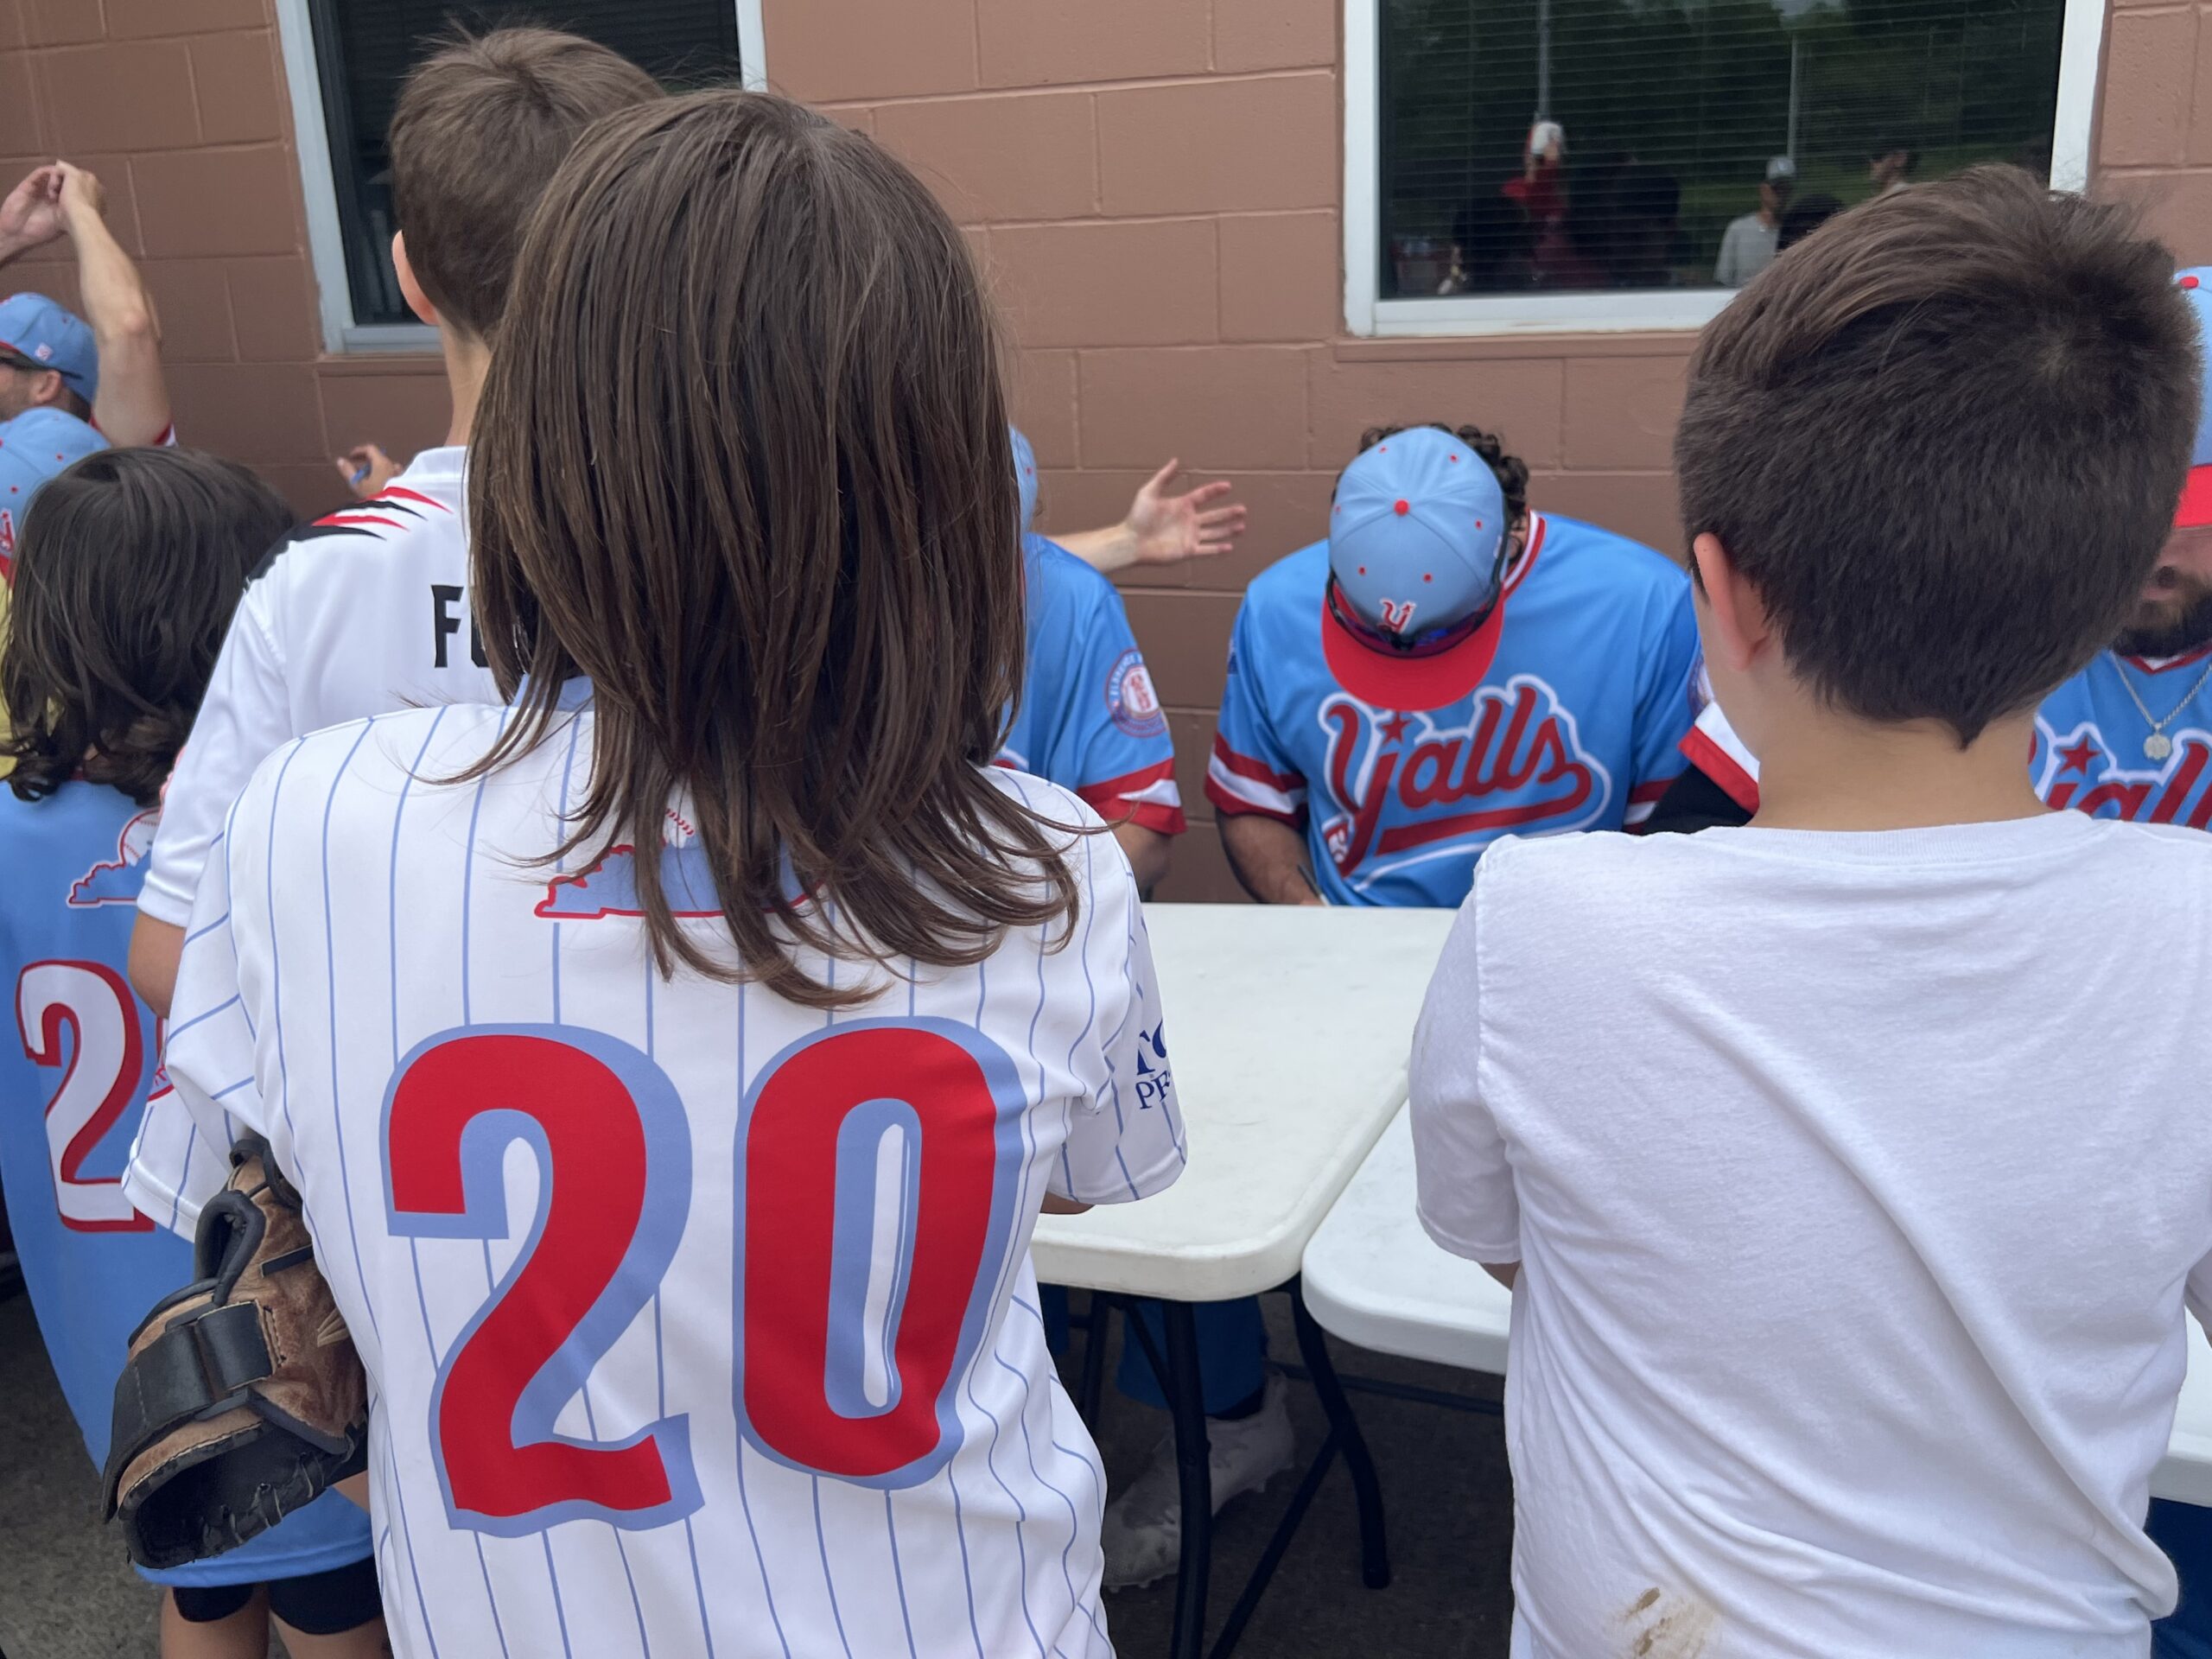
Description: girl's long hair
xmin=2 ymin=447 xmax=294 ymax=805
xmin=466 ymin=90 xmax=1079 ymax=1009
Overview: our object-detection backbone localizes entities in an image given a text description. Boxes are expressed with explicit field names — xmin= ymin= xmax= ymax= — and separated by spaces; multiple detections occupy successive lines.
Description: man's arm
xmin=1053 ymin=460 xmax=1246 ymax=576
xmin=1218 ymin=813 xmax=1325 ymax=906
xmin=1113 ymin=822 xmax=1171 ymax=899
xmin=55 ymin=163 xmax=168 ymax=448
xmin=128 ymin=914 xmax=185 ymax=1020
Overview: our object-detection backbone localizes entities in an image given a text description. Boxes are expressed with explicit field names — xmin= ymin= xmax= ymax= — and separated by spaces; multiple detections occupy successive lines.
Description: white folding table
xmin=1304 ymin=1105 xmax=2212 ymax=1507
xmin=1034 ymin=902 xmax=1456 ymax=1659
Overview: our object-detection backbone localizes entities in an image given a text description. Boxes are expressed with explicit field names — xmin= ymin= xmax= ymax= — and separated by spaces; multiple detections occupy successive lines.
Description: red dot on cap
xmin=1423 ymin=573 xmax=1433 ymax=582
xmin=1357 ymin=565 xmax=1367 ymax=575
xmin=1447 ymin=454 xmax=1459 ymax=462
xmin=2186 ymin=276 xmax=2202 ymax=289
xmin=1393 ymin=499 xmax=1410 ymax=516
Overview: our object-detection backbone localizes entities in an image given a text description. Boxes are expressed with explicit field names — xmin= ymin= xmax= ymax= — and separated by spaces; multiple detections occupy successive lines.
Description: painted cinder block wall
xmin=0 ymin=0 xmax=2162 ymax=899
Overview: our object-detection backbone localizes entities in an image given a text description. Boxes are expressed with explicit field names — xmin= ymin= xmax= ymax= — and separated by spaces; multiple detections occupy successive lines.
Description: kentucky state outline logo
xmin=67 ymin=810 xmax=158 ymax=907
xmin=537 ymin=805 xmax=723 ymax=920
xmin=1313 ymin=674 xmax=1612 ymax=883
xmin=2033 ymin=719 xmax=2212 ymax=827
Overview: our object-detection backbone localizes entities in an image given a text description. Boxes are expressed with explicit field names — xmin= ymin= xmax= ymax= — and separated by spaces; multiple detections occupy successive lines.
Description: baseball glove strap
xmin=102 ymin=1135 xmax=368 ymax=1570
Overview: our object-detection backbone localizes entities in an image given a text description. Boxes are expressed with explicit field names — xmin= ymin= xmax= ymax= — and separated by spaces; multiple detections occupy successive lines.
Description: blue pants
xmin=1039 ymin=1287 xmax=1269 ymax=1417
xmin=2154 ymin=1498 xmax=2212 ymax=1658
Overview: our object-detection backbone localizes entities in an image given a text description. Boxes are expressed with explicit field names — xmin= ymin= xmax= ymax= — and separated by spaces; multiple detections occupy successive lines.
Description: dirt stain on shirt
xmin=1616 ymin=1586 xmax=1717 ymax=1658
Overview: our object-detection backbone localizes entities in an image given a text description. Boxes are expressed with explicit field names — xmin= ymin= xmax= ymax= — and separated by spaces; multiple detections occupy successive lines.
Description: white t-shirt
xmin=1409 ymin=814 xmax=2212 ymax=1659
xmin=1714 ymin=212 xmax=1780 ymax=287
xmin=124 ymin=702 xmax=1183 ymax=1659
xmin=138 ymin=446 xmax=491 ymax=927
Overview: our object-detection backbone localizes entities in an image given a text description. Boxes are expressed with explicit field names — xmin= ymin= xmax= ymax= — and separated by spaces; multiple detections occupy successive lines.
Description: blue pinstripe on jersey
xmin=728 ymin=976 xmax=795 ymax=1659
xmin=321 ymin=717 xmax=384 ymax=1346
xmin=382 ymin=706 xmax=485 ymax=1659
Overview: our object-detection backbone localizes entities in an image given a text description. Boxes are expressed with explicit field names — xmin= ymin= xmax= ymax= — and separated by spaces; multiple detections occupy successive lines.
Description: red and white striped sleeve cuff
xmin=1679 ymin=702 xmax=1761 ymax=813
xmin=1623 ymin=776 xmax=1673 ymax=830
xmin=1077 ymin=760 xmax=1188 ymax=838
xmin=1204 ymin=734 xmax=1306 ymax=823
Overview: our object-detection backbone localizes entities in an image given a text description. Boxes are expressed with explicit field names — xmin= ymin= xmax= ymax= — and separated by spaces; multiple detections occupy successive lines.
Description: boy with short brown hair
xmin=1412 ymin=168 xmax=2212 ymax=1657
xmin=129 ymin=29 xmax=662 ymax=1017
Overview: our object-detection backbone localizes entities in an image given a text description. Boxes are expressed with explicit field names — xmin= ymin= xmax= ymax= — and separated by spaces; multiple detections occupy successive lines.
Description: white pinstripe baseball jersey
xmin=124 ymin=697 xmax=1185 ymax=1659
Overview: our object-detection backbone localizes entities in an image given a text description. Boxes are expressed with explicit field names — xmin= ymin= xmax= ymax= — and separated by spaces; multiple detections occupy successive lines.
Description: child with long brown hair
xmin=128 ymin=92 xmax=1183 ymax=1658
xmin=0 ymin=446 xmax=387 ymax=1657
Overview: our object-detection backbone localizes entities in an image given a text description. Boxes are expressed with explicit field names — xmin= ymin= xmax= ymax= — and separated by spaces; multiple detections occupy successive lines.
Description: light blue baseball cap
xmin=1324 ymin=425 xmax=1511 ymax=710
xmin=0 ymin=292 xmax=97 ymax=399
xmin=1010 ymin=425 xmax=1039 ymax=535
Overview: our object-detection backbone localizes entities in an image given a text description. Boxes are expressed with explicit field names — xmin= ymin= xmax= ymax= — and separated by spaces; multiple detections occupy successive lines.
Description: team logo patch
xmin=1313 ymin=675 xmax=1611 ymax=883
xmin=537 ymin=806 xmax=723 ymax=920
xmin=537 ymin=807 xmax=814 ymax=918
xmin=67 ymin=810 xmax=157 ymax=907
xmin=1377 ymin=597 xmax=1418 ymax=632
xmin=1106 ymin=649 xmax=1167 ymax=739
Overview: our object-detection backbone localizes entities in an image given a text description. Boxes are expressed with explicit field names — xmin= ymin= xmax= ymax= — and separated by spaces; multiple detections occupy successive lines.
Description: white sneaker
xmin=1101 ymin=1374 xmax=1295 ymax=1591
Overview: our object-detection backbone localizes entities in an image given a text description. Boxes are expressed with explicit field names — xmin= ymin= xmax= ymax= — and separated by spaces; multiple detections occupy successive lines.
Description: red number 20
xmin=381 ymin=1018 xmax=1023 ymax=1534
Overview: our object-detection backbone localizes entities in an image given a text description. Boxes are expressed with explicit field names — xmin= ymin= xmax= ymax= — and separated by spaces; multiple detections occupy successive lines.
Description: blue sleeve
xmin=1205 ymin=597 xmax=1306 ymax=823
xmin=1027 ymin=546 xmax=1185 ymax=834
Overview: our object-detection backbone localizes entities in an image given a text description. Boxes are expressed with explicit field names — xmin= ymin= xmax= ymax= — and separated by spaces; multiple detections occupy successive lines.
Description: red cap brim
xmin=1319 ymin=591 xmax=1507 ymax=713
xmin=2178 ymin=464 xmax=2212 ymax=529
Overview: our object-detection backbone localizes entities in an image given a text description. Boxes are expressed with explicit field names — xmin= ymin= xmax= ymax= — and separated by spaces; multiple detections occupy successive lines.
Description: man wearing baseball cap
xmin=1090 ymin=423 xmax=1697 ymax=1586
xmin=1715 ymin=156 xmax=1796 ymax=287
xmin=0 ymin=162 xmax=171 ymax=452
xmin=1207 ymin=421 xmax=1700 ymax=908
xmin=0 ymin=160 xmax=171 ymax=760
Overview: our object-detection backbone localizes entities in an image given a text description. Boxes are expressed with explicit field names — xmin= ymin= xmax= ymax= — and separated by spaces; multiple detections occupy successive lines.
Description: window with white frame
xmin=275 ymin=0 xmax=764 ymax=351
xmin=1343 ymin=0 xmax=2106 ymax=336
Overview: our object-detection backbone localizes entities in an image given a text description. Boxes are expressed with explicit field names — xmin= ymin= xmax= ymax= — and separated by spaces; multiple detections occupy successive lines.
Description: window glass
xmin=304 ymin=0 xmax=741 ymax=327
xmin=1379 ymin=0 xmax=2066 ymax=300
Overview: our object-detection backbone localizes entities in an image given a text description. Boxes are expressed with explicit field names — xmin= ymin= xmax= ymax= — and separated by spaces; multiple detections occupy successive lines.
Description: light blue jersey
xmin=1001 ymin=533 xmax=1185 ymax=835
xmin=0 ymin=779 xmax=372 ymax=1585
xmin=1208 ymin=513 xmax=1700 ymax=906
xmin=1689 ymin=645 xmax=2212 ymax=830
xmin=2033 ymin=646 xmax=2212 ymax=827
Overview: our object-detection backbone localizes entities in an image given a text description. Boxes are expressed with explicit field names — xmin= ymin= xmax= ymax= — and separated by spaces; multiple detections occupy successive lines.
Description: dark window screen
xmin=1378 ymin=0 xmax=2065 ymax=302
xmin=306 ymin=1 xmax=741 ymax=327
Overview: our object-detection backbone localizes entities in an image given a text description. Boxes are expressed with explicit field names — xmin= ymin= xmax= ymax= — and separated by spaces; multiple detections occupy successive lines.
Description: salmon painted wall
xmin=0 ymin=0 xmax=2170 ymax=898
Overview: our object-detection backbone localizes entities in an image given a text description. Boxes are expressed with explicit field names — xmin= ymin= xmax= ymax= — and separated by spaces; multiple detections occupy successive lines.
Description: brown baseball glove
xmin=102 ymin=1134 xmax=368 ymax=1569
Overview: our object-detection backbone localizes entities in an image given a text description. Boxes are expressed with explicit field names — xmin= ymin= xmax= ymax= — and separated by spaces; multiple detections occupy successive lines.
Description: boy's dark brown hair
xmin=1676 ymin=166 xmax=2202 ymax=743
xmin=389 ymin=27 xmax=662 ymax=341
xmin=468 ymin=90 xmax=1077 ymax=1009
xmin=3 ymin=448 xmax=295 ymax=806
